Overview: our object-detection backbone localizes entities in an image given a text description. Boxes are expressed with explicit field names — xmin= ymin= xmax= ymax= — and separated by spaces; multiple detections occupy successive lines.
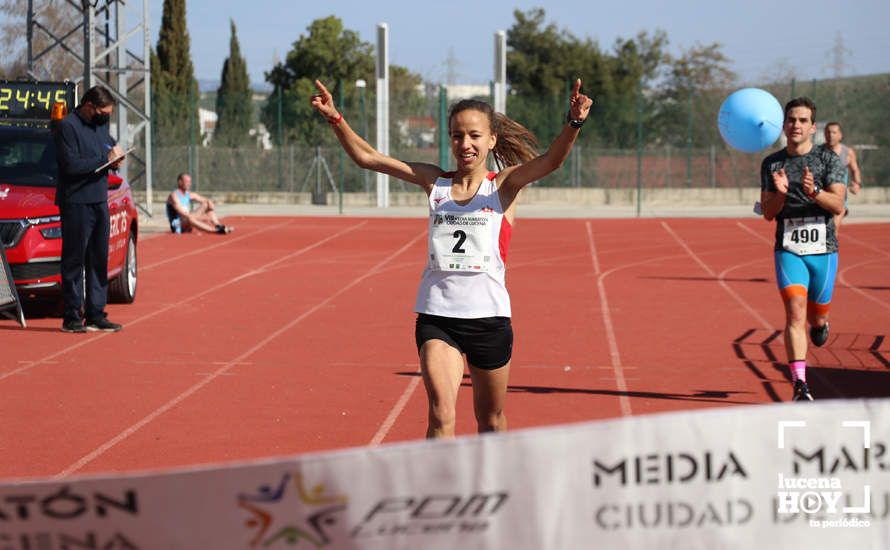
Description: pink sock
xmin=790 ymin=360 xmax=806 ymax=383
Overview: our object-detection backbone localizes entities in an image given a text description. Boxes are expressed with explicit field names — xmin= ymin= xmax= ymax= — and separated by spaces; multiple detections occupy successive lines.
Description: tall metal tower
xmin=26 ymin=0 xmax=154 ymax=215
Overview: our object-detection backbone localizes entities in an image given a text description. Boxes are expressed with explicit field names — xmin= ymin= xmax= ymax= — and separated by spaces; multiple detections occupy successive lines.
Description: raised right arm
xmin=310 ymin=80 xmax=440 ymax=193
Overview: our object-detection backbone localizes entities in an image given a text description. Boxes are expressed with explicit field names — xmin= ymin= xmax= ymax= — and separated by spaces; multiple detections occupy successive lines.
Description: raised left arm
xmin=498 ymin=78 xmax=592 ymax=194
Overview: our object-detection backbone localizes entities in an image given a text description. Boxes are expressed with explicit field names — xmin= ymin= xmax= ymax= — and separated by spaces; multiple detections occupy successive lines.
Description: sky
xmin=6 ymin=1 xmax=888 ymax=87
xmin=146 ymin=0 xmax=889 ymax=88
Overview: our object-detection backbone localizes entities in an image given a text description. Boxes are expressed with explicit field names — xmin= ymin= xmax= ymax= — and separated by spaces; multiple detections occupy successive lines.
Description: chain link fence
xmin=143 ymin=75 xmax=888 ymax=205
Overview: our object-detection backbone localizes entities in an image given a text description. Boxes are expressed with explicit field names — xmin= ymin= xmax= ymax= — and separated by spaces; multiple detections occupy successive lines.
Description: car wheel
xmin=109 ymin=231 xmax=137 ymax=303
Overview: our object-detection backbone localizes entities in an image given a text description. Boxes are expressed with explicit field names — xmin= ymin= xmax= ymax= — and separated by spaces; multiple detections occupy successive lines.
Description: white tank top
xmin=414 ymin=172 xmax=513 ymax=318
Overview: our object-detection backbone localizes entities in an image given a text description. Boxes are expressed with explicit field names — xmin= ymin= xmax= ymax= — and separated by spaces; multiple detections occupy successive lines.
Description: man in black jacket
xmin=54 ymin=85 xmax=125 ymax=333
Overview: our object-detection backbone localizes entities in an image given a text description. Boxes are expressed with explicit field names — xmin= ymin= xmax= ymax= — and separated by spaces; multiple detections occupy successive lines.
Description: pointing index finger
xmin=314 ymin=79 xmax=330 ymax=97
xmin=572 ymin=78 xmax=582 ymax=97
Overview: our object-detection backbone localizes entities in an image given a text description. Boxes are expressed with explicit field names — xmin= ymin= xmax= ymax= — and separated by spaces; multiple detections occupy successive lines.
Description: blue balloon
xmin=717 ymin=88 xmax=784 ymax=153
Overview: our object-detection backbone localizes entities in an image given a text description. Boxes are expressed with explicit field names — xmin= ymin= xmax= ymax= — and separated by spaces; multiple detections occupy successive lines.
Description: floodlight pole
xmin=142 ymin=0 xmax=153 ymax=215
xmin=355 ymin=79 xmax=369 ymax=193
xmin=376 ymin=22 xmax=390 ymax=208
xmin=493 ymin=30 xmax=506 ymax=115
xmin=82 ymin=3 xmax=95 ymax=90
xmin=115 ymin=2 xmax=129 ymax=172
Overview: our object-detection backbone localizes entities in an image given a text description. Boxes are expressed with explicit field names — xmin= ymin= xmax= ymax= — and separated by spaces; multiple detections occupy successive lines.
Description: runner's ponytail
xmin=491 ymin=112 xmax=538 ymax=169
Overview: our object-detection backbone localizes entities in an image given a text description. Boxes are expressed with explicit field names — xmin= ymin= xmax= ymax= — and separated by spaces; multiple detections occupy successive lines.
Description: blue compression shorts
xmin=774 ymin=250 xmax=838 ymax=306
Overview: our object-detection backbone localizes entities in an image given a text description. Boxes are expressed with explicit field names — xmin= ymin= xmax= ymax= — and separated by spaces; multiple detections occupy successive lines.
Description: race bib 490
xmin=782 ymin=216 xmax=827 ymax=255
xmin=429 ymin=212 xmax=495 ymax=272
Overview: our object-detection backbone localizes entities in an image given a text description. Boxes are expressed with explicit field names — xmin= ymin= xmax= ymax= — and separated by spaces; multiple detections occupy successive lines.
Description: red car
xmin=0 ymin=81 xmax=138 ymax=304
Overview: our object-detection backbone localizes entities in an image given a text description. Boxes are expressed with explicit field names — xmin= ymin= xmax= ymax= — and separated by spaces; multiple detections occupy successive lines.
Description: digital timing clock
xmin=0 ymin=81 xmax=76 ymax=120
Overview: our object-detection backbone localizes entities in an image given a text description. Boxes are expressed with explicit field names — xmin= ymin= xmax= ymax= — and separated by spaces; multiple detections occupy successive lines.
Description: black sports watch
xmin=565 ymin=111 xmax=585 ymax=128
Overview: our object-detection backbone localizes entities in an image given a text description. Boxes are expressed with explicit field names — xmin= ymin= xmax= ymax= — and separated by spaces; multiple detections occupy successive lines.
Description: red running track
xmin=1 ymin=216 xmax=888 ymax=480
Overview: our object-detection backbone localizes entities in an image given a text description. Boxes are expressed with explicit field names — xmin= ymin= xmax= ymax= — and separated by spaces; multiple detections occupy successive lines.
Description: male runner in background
xmin=822 ymin=121 xmax=862 ymax=232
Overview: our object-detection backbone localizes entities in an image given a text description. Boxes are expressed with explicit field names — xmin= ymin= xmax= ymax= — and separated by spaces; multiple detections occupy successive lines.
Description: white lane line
xmin=369 ymin=373 xmax=422 ymax=446
xmin=1 ymin=222 xmax=367 ymax=383
xmin=844 ymin=233 xmax=890 ymax=259
xmin=56 ymin=227 xmax=424 ymax=478
xmin=141 ymin=220 xmax=293 ymax=271
xmin=586 ymin=221 xmax=631 ymax=417
xmin=680 ymin=222 xmax=844 ymax=397
xmin=839 ymin=261 xmax=890 ymax=311
xmin=587 ymin=222 xmax=602 ymax=276
xmin=735 ymin=221 xmax=771 ymax=243
xmin=740 ymin=222 xmax=890 ymax=310
xmin=664 ymin=221 xmax=773 ymax=328
xmin=837 ymin=234 xmax=890 ymax=311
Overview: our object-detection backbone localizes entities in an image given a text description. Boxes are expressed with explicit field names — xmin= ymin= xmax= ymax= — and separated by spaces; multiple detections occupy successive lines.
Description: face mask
xmin=92 ymin=113 xmax=110 ymax=126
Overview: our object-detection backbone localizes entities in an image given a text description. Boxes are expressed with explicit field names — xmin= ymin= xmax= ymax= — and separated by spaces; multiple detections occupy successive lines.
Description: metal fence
xmin=144 ymin=75 xmax=889 ymax=202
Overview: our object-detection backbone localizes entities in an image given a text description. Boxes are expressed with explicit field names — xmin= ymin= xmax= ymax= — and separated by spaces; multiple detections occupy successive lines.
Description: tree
xmin=506 ymin=9 xmax=607 ymax=145
xmin=214 ymin=20 xmax=252 ymax=147
xmin=0 ymin=58 xmax=28 ymax=81
xmin=506 ymin=8 xmax=585 ymax=95
xmin=505 ymin=8 xmax=668 ymax=148
xmin=263 ymin=16 xmax=426 ymax=150
xmin=263 ymin=16 xmax=375 ymax=147
xmin=651 ymin=42 xmax=737 ymax=147
xmin=151 ymin=0 xmax=199 ymax=145
xmin=599 ymin=30 xmax=669 ymax=148
xmin=0 ymin=1 xmax=82 ymax=80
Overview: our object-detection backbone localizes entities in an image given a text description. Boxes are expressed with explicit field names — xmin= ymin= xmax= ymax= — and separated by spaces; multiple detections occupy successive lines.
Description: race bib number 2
xmin=429 ymin=212 xmax=494 ymax=272
xmin=782 ymin=216 xmax=827 ymax=255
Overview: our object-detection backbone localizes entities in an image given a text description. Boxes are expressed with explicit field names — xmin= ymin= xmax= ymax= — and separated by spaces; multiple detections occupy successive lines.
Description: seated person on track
xmin=166 ymin=172 xmax=233 ymax=234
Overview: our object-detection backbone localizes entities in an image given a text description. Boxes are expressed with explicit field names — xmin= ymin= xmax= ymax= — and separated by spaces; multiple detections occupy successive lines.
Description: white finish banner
xmin=0 ymin=399 xmax=887 ymax=549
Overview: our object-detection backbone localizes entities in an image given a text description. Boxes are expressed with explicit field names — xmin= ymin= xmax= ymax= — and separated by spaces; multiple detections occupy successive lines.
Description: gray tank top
xmin=837 ymin=144 xmax=849 ymax=166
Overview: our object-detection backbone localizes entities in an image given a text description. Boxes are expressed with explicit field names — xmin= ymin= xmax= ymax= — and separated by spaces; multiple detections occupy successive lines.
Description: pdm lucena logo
xmin=237 ymin=471 xmax=510 ymax=547
xmin=238 ymin=471 xmax=347 ymax=548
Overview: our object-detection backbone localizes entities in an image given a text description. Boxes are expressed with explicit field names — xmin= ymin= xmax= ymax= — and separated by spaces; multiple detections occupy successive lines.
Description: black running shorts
xmin=415 ymin=313 xmax=513 ymax=370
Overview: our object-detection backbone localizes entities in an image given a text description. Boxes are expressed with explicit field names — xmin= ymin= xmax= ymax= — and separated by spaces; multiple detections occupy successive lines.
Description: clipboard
xmin=94 ymin=147 xmax=134 ymax=173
